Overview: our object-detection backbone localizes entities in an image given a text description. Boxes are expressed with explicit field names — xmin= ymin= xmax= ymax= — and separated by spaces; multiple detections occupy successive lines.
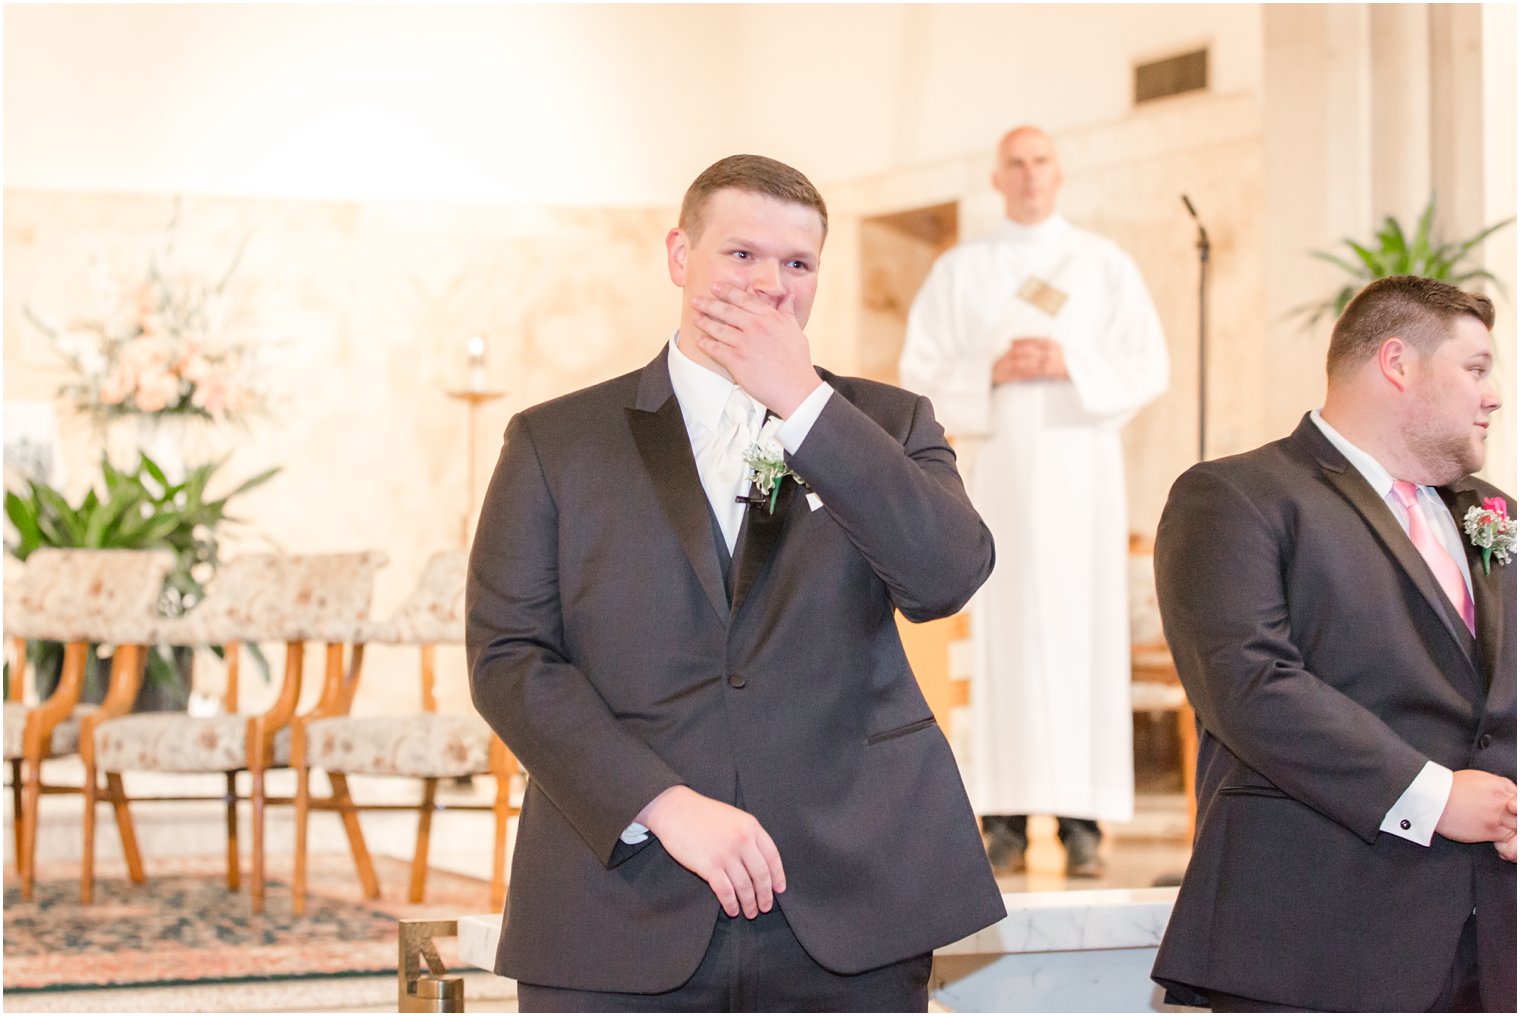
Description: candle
xmin=467 ymin=335 xmax=487 ymax=391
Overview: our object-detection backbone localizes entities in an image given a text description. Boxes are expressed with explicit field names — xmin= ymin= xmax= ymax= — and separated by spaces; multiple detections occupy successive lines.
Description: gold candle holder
xmin=448 ymin=335 xmax=505 ymax=548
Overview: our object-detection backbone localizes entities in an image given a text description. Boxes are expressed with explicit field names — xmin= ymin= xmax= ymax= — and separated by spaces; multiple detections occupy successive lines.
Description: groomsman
xmin=1151 ymin=275 xmax=1516 ymax=1012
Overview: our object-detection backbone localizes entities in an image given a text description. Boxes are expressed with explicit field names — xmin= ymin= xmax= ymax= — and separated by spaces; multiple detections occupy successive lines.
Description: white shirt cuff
xmin=774 ymin=382 xmax=834 ymax=454
xmin=1380 ymin=761 xmax=1453 ymax=846
xmin=619 ymin=821 xmax=650 ymax=845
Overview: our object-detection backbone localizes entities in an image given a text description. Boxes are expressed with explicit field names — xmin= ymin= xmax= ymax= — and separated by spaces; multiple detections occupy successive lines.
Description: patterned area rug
xmin=4 ymin=855 xmax=491 ymax=994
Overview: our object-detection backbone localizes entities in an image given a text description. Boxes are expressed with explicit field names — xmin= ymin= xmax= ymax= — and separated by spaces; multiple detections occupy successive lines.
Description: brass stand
xmin=446 ymin=389 xmax=506 ymax=549
xmin=398 ymin=918 xmax=465 ymax=1012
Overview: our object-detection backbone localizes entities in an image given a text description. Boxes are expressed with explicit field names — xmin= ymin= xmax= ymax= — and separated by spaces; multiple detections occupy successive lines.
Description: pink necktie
xmin=1392 ymin=480 xmax=1475 ymax=635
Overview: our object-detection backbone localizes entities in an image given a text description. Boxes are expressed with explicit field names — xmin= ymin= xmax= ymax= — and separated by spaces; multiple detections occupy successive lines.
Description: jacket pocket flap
xmin=865 ymin=716 xmax=936 ymax=746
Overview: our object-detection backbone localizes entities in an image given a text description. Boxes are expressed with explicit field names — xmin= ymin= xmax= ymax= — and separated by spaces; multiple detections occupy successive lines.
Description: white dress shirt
xmin=666 ymin=332 xmax=832 ymax=551
xmin=621 ymin=332 xmax=832 ymax=845
xmin=1310 ymin=410 xmax=1461 ymax=846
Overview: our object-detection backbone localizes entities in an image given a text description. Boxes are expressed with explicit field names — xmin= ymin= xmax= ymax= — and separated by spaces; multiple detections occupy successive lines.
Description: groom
xmin=468 ymin=154 xmax=1005 ymax=1011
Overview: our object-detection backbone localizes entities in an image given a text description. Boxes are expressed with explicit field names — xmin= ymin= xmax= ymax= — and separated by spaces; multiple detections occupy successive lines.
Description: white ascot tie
xmin=704 ymin=387 xmax=758 ymax=552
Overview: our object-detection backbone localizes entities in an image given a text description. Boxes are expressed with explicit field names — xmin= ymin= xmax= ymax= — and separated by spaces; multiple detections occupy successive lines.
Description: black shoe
xmin=985 ymin=827 xmax=1028 ymax=873
xmin=1063 ymin=826 xmax=1105 ymax=878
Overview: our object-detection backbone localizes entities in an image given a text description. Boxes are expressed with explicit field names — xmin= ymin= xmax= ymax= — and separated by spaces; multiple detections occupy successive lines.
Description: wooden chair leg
xmin=81 ymin=758 xmax=97 ymax=905
xmin=1179 ymin=703 xmax=1199 ymax=840
xmin=10 ymin=759 xmax=23 ymax=883
xmin=106 ymin=772 xmax=145 ymax=884
xmin=420 ymin=644 xmax=438 ymax=713
xmin=250 ymin=767 xmax=266 ymax=913
xmin=409 ymin=778 xmax=438 ymax=903
xmin=22 ymin=643 xmax=85 ymax=900
xmin=292 ymin=728 xmax=310 ymax=916
xmin=491 ymin=766 xmax=512 ymax=911
xmin=224 ymin=642 xmax=240 ymax=713
xmin=225 ymin=772 xmax=240 ymax=891
xmin=328 ymin=772 xmax=379 ymax=899
xmin=20 ymin=758 xmax=41 ymax=900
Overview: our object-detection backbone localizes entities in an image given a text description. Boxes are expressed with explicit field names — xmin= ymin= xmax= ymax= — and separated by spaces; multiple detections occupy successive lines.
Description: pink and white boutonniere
xmin=1462 ymin=497 xmax=1517 ymax=575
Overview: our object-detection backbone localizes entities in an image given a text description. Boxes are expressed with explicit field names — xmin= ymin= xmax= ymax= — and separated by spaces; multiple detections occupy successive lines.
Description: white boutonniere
xmin=742 ymin=418 xmax=805 ymax=514
xmin=1463 ymin=498 xmax=1517 ymax=575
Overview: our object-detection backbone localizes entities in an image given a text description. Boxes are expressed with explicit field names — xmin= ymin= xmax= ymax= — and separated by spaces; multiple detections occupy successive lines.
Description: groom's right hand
xmin=637 ymin=785 xmax=787 ymax=919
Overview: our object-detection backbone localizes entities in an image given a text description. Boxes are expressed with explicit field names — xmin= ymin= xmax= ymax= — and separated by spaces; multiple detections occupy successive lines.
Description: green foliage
xmin=4 ymin=452 xmax=277 ymax=699
xmin=6 ymin=452 xmax=277 ymax=614
xmin=1297 ymin=196 xmax=1513 ymax=327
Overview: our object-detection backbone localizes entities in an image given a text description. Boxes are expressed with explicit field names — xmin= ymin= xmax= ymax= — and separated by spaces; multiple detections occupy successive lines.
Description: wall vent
xmin=1134 ymin=48 xmax=1208 ymax=105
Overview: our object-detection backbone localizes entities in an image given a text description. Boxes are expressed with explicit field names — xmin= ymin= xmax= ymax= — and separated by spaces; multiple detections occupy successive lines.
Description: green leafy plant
xmin=1298 ymin=196 xmax=1513 ymax=326
xmin=4 ymin=452 xmax=277 ymax=702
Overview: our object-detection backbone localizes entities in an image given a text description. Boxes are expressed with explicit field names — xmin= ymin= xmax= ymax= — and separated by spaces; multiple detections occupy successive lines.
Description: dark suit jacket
xmin=1151 ymin=414 xmax=1516 ymax=1011
xmin=467 ymin=346 xmax=1006 ymax=993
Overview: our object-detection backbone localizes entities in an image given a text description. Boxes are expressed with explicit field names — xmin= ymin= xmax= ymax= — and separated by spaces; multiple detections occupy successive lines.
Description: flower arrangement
xmin=1463 ymin=497 xmax=1517 ymax=575
xmin=26 ymin=214 xmax=264 ymax=425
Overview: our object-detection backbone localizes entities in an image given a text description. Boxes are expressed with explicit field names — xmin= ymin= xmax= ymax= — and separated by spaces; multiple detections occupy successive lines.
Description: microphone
xmin=1181 ymin=194 xmax=1210 ymax=252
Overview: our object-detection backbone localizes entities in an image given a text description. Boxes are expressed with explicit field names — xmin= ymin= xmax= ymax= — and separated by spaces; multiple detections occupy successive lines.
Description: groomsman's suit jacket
xmin=1151 ymin=415 xmax=1517 ymax=1011
xmin=467 ymin=346 xmax=1006 ymax=993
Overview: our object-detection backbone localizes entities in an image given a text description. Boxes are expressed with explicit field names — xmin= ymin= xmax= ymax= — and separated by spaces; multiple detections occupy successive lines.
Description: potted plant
xmin=1297 ymin=196 xmax=1513 ymax=326
xmin=4 ymin=452 xmax=277 ymax=708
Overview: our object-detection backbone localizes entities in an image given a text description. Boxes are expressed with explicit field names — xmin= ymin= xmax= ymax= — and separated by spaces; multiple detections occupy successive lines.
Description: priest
xmin=899 ymin=125 xmax=1169 ymax=877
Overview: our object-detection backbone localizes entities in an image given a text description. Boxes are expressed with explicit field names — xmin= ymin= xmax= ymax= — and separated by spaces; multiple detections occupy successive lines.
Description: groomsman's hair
xmin=679 ymin=155 xmax=829 ymax=244
xmin=1327 ymin=274 xmax=1495 ymax=380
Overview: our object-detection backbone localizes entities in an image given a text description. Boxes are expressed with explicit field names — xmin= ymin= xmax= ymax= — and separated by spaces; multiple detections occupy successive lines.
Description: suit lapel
xmin=1439 ymin=482 xmax=1501 ymax=684
xmin=730 ymin=476 xmax=796 ymax=620
xmin=625 ymin=350 xmax=728 ymax=623
xmin=1296 ymin=417 xmax=1478 ymax=664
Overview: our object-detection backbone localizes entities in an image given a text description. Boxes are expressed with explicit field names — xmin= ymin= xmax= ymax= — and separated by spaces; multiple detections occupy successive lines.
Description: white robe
xmin=899 ymin=215 xmax=1168 ymax=821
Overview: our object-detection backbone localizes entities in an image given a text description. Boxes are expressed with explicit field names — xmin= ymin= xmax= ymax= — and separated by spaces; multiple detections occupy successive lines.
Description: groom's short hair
xmin=679 ymin=155 xmax=828 ymax=244
xmin=1327 ymin=275 xmax=1494 ymax=379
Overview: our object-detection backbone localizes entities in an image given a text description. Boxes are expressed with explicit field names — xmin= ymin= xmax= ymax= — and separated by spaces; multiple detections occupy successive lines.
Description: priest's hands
xmin=1436 ymin=769 xmax=1518 ymax=852
xmin=636 ymin=785 xmax=787 ymax=918
xmin=993 ymin=337 xmax=1068 ymax=383
xmin=691 ymin=284 xmax=821 ymax=418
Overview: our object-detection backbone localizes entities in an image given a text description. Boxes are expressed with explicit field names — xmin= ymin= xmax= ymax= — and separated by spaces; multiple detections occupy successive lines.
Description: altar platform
xmin=453 ymin=886 xmax=1196 ymax=1012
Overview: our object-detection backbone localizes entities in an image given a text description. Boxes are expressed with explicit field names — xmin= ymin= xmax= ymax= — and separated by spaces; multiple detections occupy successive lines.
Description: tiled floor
xmin=5 ymin=764 xmax=1192 ymax=1013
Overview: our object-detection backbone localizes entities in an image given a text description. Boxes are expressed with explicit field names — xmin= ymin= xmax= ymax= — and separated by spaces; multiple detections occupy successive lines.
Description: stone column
xmin=1261 ymin=3 xmax=1373 ymax=441
xmin=1429 ymin=4 xmax=1485 ymax=240
xmin=1370 ymin=4 xmax=1433 ymax=221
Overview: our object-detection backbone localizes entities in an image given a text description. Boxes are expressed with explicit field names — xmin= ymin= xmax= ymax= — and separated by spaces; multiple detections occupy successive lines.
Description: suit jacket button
xmin=1400 ymin=819 xmax=1412 ymax=830
xmin=727 ymin=673 xmax=747 ymax=689
xmin=1479 ymin=733 xmax=1493 ymax=749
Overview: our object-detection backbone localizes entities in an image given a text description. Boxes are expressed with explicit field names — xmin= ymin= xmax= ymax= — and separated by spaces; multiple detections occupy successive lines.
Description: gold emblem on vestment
xmin=1017 ymin=277 xmax=1068 ymax=317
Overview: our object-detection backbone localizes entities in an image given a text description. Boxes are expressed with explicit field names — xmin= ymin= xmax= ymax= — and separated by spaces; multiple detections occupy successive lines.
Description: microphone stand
xmin=1181 ymin=195 xmax=1210 ymax=462
xmin=1148 ymin=197 xmax=1212 ymax=893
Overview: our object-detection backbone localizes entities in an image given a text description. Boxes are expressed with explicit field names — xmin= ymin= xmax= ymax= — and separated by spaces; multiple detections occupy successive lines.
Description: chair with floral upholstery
xmin=291 ymin=549 xmax=521 ymax=915
xmin=3 ymin=548 xmax=174 ymax=900
xmin=80 ymin=550 xmax=387 ymax=911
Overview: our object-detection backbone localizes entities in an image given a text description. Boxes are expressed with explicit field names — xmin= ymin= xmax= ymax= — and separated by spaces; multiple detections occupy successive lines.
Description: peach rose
xmin=97 ymin=366 xmax=136 ymax=406
xmin=133 ymin=369 xmax=182 ymax=413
